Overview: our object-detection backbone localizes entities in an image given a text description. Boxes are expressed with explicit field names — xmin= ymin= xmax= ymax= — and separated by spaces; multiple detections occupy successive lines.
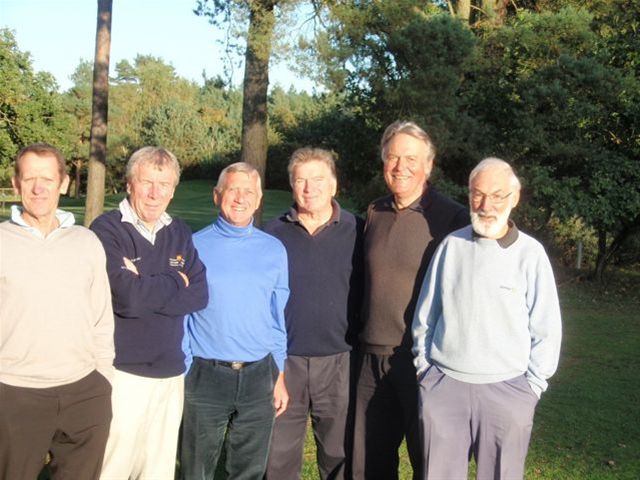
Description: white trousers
xmin=100 ymin=370 xmax=184 ymax=480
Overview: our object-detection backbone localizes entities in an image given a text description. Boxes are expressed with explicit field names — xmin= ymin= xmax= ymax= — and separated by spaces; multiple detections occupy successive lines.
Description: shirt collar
xmin=119 ymin=198 xmax=172 ymax=230
xmin=377 ymin=183 xmax=432 ymax=213
xmin=10 ymin=205 xmax=75 ymax=238
xmin=472 ymin=220 xmax=519 ymax=248
xmin=284 ymin=198 xmax=341 ymax=230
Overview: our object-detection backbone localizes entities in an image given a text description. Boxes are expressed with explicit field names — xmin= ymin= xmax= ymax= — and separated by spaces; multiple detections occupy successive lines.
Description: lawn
xmin=522 ymin=271 xmax=640 ymax=480
xmin=5 ymin=181 xmax=639 ymax=479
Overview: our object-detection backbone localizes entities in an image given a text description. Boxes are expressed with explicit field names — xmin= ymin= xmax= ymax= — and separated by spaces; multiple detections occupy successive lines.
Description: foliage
xmin=0 ymin=29 xmax=69 ymax=185
xmin=3 ymin=0 xmax=639 ymax=278
xmin=467 ymin=8 xmax=640 ymax=279
xmin=310 ymin=3 xmax=640 ymax=279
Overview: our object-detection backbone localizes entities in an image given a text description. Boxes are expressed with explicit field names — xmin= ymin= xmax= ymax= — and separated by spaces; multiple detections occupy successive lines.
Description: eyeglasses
xmin=469 ymin=190 xmax=513 ymax=206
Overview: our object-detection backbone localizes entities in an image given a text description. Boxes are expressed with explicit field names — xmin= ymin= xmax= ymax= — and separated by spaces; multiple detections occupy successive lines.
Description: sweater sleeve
xmin=155 ymin=229 xmax=209 ymax=317
xmin=91 ymin=216 xmax=193 ymax=319
xmin=270 ymin=245 xmax=290 ymax=371
xmin=411 ymin=240 xmax=446 ymax=375
xmin=525 ymin=248 xmax=563 ymax=397
xmin=90 ymin=237 xmax=116 ymax=383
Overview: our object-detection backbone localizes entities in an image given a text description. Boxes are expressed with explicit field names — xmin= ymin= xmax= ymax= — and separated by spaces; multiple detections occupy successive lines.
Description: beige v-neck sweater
xmin=0 ymin=221 xmax=114 ymax=388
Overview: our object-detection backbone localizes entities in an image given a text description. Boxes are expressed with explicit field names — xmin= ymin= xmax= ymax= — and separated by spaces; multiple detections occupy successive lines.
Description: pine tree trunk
xmin=84 ymin=0 xmax=112 ymax=227
xmin=453 ymin=0 xmax=471 ymax=23
xmin=240 ymin=0 xmax=276 ymax=226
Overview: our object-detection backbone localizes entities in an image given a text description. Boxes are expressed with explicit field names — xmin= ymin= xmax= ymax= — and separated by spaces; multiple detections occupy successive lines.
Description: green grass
xmin=522 ymin=271 xmax=640 ymax=480
xmin=7 ymin=181 xmax=639 ymax=479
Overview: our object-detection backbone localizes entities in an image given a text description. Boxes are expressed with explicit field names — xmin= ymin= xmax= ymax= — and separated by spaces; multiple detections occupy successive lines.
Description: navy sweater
xmin=91 ymin=210 xmax=208 ymax=377
xmin=263 ymin=204 xmax=364 ymax=356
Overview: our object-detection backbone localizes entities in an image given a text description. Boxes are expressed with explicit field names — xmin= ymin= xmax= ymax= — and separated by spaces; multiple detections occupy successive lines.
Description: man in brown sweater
xmin=352 ymin=121 xmax=468 ymax=479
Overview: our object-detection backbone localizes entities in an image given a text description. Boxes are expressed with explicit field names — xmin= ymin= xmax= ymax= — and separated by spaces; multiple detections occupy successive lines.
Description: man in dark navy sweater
xmin=263 ymin=147 xmax=364 ymax=480
xmin=90 ymin=147 xmax=208 ymax=480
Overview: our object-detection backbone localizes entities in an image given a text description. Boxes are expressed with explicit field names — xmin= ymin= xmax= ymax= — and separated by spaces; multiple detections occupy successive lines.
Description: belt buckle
xmin=230 ymin=361 xmax=244 ymax=370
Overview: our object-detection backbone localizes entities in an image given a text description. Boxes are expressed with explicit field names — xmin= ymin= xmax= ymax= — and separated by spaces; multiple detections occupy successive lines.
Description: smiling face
xmin=383 ymin=133 xmax=433 ymax=209
xmin=291 ymin=160 xmax=337 ymax=218
xmin=469 ymin=166 xmax=520 ymax=239
xmin=127 ymin=161 xmax=177 ymax=229
xmin=214 ymin=171 xmax=262 ymax=227
xmin=12 ymin=152 xmax=69 ymax=229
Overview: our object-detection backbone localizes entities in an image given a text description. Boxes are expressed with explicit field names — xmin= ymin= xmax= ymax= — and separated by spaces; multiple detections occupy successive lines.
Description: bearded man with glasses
xmin=412 ymin=157 xmax=562 ymax=480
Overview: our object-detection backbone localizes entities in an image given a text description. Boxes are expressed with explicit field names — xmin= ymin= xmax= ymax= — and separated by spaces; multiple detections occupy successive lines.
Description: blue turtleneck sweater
xmin=184 ymin=215 xmax=289 ymax=371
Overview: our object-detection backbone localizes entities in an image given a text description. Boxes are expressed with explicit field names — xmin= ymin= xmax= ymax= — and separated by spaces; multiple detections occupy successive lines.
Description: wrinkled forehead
xmin=223 ymin=170 xmax=261 ymax=192
xmin=131 ymin=160 xmax=177 ymax=182
xmin=293 ymin=159 xmax=335 ymax=178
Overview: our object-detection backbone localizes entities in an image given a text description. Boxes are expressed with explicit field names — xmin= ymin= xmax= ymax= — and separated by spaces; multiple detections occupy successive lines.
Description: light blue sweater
xmin=412 ymin=225 xmax=562 ymax=397
xmin=184 ymin=215 xmax=289 ymax=371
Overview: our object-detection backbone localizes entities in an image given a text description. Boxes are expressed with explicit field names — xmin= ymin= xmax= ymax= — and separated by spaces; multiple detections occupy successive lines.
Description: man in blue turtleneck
xmin=181 ymin=162 xmax=290 ymax=480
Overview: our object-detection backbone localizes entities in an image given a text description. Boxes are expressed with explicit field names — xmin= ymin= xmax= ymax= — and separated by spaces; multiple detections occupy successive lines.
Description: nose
xmin=31 ymin=178 xmax=44 ymax=193
xmin=394 ymin=156 xmax=408 ymax=170
xmin=148 ymin=183 xmax=160 ymax=198
xmin=477 ymin=194 xmax=490 ymax=210
xmin=233 ymin=190 xmax=245 ymax=202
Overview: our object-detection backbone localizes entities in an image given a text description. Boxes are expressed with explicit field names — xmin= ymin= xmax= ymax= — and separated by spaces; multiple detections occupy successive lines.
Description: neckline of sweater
xmin=214 ymin=215 xmax=254 ymax=238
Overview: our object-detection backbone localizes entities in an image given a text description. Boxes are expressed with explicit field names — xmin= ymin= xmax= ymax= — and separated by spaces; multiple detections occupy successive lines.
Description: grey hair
xmin=469 ymin=157 xmax=521 ymax=191
xmin=215 ymin=162 xmax=262 ymax=194
xmin=287 ymin=147 xmax=337 ymax=186
xmin=380 ymin=120 xmax=436 ymax=163
xmin=126 ymin=146 xmax=181 ymax=186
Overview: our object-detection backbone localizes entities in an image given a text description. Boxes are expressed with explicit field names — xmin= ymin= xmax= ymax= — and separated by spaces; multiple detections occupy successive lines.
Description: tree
xmin=0 ymin=29 xmax=68 ymax=185
xmin=195 ymin=0 xmax=298 ymax=224
xmin=467 ymin=7 xmax=640 ymax=280
xmin=85 ymin=0 xmax=113 ymax=226
xmin=62 ymin=61 xmax=94 ymax=197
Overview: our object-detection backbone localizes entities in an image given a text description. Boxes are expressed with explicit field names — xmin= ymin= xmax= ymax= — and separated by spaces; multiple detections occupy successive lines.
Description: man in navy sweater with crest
xmin=90 ymin=146 xmax=208 ymax=480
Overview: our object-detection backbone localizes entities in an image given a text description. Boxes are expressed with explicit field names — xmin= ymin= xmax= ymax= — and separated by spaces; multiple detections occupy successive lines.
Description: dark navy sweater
xmin=263 ymin=203 xmax=364 ymax=356
xmin=90 ymin=210 xmax=208 ymax=377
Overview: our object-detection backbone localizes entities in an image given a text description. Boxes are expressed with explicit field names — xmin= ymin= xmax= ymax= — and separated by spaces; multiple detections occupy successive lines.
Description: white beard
xmin=471 ymin=207 xmax=511 ymax=239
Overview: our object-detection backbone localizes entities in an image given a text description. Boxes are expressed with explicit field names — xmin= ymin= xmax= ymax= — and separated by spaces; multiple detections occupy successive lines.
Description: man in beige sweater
xmin=0 ymin=143 xmax=114 ymax=479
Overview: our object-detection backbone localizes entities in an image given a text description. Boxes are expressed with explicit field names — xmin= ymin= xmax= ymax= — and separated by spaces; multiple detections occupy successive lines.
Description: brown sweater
xmin=0 ymin=221 xmax=114 ymax=388
xmin=359 ymin=186 xmax=468 ymax=354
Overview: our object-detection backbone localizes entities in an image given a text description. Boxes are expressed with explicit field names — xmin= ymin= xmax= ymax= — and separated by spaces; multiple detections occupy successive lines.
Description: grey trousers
xmin=418 ymin=365 xmax=539 ymax=480
xmin=265 ymin=352 xmax=351 ymax=480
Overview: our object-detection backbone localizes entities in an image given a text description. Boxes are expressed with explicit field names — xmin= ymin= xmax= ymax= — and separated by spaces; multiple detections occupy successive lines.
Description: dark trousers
xmin=181 ymin=355 xmax=278 ymax=480
xmin=419 ymin=366 xmax=538 ymax=480
xmin=0 ymin=370 xmax=112 ymax=480
xmin=265 ymin=351 xmax=351 ymax=480
xmin=352 ymin=351 xmax=421 ymax=480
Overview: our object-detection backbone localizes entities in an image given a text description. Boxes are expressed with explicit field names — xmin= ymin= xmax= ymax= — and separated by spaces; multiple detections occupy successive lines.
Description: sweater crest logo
xmin=169 ymin=254 xmax=185 ymax=268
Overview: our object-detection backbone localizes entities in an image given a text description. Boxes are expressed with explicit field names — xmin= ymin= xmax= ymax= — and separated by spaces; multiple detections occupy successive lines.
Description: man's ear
xmin=511 ymin=190 xmax=521 ymax=209
xmin=59 ymin=175 xmax=70 ymax=195
xmin=213 ymin=189 xmax=220 ymax=206
xmin=424 ymin=158 xmax=434 ymax=179
xmin=11 ymin=176 xmax=20 ymax=196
